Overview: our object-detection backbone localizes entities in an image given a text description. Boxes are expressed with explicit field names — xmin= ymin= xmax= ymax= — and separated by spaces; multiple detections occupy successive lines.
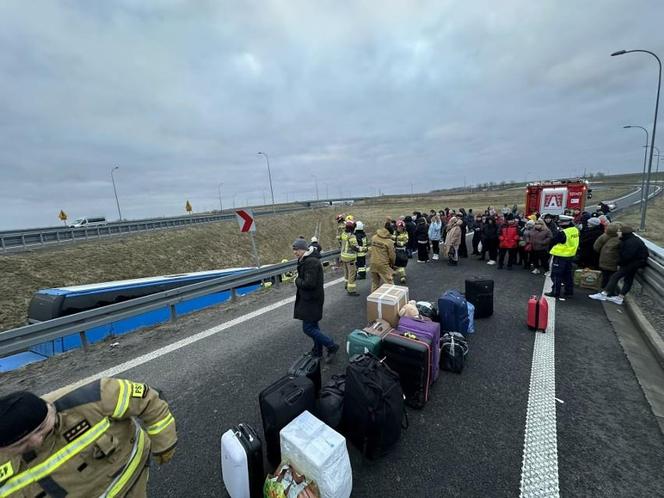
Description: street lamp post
xmin=312 ymin=175 xmax=319 ymax=201
xmin=257 ymin=152 xmax=276 ymax=213
xmin=652 ymin=146 xmax=661 ymax=180
xmin=623 ymin=125 xmax=650 ymax=215
xmin=111 ymin=166 xmax=122 ymax=221
xmin=217 ymin=182 xmax=224 ymax=212
xmin=612 ymin=49 xmax=661 ymax=230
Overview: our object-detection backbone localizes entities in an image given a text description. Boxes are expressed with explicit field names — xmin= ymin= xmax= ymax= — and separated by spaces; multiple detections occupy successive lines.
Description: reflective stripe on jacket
xmin=340 ymin=232 xmax=358 ymax=262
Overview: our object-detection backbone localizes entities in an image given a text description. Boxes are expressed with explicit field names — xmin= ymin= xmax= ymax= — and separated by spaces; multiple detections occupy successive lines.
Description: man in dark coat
xmin=292 ymin=239 xmax=339 ymax=361
xmin=577 ymin=217 xmax=603 ymax=269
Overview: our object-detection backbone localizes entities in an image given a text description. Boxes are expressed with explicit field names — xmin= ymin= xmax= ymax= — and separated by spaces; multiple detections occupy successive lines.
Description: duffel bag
xmin=441 ymin=332 xmax=469 ymax=373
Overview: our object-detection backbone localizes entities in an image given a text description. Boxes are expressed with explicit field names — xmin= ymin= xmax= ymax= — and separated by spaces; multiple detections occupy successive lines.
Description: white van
xmin=69 ymin=217 xmax=107 ymax=228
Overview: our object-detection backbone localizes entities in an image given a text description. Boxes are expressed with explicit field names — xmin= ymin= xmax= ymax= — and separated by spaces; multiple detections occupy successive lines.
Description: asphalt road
xmin=3 ymin=247 xmax=662 ymax=497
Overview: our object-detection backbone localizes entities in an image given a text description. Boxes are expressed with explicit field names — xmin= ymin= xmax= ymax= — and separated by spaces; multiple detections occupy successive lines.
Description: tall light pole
xmin=257 ymin=152 xmax=276 ymax=213
xmin=217 ymin=182 xmax=224 ymax=212
xmin=623 ymin=125 xmax=650 ymax=215
xmin=612 ymin=49 xmax=661 ymax=230
xmin=312 ymin=175 xmax=319 ymax=200
xmin=652 ymin=145 xmax=661 ymax=181
xmin=111 ymin=166 xmax=122 ymax=221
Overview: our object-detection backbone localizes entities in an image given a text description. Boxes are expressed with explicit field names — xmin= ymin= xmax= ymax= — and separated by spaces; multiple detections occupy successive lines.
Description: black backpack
xmin=342 ymin=354 xmax=407 ymax=459
xmin=441 ymin=332 xmax=469 ymax=373
xmin=315 ymin=374 xmax=346 ymax=430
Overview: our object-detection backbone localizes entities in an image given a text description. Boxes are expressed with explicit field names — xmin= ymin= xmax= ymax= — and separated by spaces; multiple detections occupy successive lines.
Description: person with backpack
xmin=497 ymin=214 xmax=520 ymax=270
xmin=590 ymin=225 xmax=649 ymax=305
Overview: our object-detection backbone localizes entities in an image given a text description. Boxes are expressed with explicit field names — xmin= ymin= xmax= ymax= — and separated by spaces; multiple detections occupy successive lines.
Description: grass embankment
xmin=614 ymin=194 xmax=664 ymax=247
xmin=0 ymin=183 xmax=635 ymax=332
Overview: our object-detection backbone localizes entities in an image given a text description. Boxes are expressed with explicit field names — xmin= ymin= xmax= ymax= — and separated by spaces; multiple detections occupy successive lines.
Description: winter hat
xmin=598 ymin=215 xmax=609 ymax=225
xmin=0 ymin=392 xmax=48 ymax=447
xmin=310 ymin=236 xmax=318 ymax=243
xmin=292 ymin=239 xmax=308 ymax=251
xmin=587 ymin=217 xmax=601 ymax=227
xmin=621 ymin=225 xmax=634 ymax=234
xmin=526 ymin=220 xmax=535 ymax=227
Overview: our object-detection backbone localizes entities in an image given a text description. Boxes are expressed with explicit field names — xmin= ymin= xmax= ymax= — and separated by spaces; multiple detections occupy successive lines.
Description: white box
xmin=280 ymin=411 xmax=352 ymax=498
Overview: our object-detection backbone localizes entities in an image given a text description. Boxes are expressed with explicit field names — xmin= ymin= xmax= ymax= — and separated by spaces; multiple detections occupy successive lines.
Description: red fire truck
xmin=525 ymin=179 xmax=591 ymax=217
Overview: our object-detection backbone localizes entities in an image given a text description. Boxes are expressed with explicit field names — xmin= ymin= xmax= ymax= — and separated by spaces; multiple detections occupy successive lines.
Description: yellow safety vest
xmin=550 ymin=226 xmax=579 ymax=257
xmin=340 ymin=232 xmax=358 ymax=262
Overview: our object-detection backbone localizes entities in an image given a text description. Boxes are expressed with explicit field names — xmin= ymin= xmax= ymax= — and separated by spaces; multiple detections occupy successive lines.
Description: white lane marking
xmin=45 ymin=277 xmax=345 ymax=398
xmin=520 ymin=275 xmax=560 ymax=497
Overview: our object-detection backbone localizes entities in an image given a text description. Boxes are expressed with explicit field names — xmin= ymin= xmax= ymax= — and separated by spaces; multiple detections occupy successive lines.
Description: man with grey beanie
xmin=292 ymin=239 xmax=339 ymax=362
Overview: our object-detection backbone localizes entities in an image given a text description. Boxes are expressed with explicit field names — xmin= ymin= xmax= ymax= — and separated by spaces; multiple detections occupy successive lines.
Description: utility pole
xmin=111 ymin=166 xmax=123 ymax=221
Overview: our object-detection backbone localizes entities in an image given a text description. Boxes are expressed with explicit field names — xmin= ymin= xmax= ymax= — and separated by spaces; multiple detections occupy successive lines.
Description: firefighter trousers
xmin=342 ymin=260 xmax=357 ymax=293
xmin=370 ymin=265 xmax=394 ymax=292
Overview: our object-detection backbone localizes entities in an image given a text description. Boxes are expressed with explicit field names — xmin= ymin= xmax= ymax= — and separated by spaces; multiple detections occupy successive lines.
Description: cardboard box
xmin=574 ymin=268 xmax=602 ymax=290
xmin=367 ymin=284 xmax=409 ymax=328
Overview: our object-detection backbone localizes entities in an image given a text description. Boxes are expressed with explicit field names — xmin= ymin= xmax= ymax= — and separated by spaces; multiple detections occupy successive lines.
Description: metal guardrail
xmin=637 ymin=237 xmax=664 ymax=298
xmin=0 ymin=196 xmax=367 ymax=252
xmin=0 ymin=250 xmax=340 ymax=357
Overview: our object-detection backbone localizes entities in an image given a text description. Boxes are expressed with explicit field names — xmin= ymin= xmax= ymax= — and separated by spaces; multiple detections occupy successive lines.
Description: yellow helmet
xmin=345 ymin=214 xmax=354 ymax=222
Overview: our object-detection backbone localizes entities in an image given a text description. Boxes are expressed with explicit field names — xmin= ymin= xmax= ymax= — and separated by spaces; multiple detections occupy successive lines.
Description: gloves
xmin=154 ymin=447 xmax=176 ymax=465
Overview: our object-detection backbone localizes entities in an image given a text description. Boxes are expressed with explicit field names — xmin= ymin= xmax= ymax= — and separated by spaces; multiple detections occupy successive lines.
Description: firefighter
xmin=369 ymin=226 xmax=396 ymax=292
xmin=545 ymin=214 xmax=579 ymax=301
xmin=394 ymin=219 xmax=409 ymax=284
xmin=0 ymin=378 xmax=177 ymax=498
xmin=340 ymin=220 xmax=360 ymax=296
xmin=354 ymin=221 xmax=369 ymax=280
xmin=335 ymin=214 xmax=346 ymax=247
xmin=280 ymin=258 xmax=297 ymax=283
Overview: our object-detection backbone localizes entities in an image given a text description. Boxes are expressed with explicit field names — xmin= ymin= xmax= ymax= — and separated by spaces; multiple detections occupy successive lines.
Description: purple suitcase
xmin=397 ymin=316 xmax=440 ymax=383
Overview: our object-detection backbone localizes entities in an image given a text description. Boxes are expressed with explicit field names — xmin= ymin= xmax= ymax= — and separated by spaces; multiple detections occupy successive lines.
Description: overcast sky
xmin=1 ymin=0 xmax=663 ymax=229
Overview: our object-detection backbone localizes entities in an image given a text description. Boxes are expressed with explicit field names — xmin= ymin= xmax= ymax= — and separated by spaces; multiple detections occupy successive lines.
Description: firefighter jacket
xmin=369 ymin=229 xmax=396 ymax=269
xmin=0 ymin=378 xmax=177 ymax=498
xmin=336 ymin=223 xmax=345 ymax=245
xmin=394 ymin=231 xmax=409 ymax=249
xmin=355 ymin=231 xmax=369 ymax=258
xmin=340 ymin=231 xmax=359 ymax=262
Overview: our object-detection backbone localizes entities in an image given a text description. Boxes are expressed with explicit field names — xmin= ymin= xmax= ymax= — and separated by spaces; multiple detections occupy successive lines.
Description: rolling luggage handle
xmin=285 ymin=388 xmax=304 ymax=405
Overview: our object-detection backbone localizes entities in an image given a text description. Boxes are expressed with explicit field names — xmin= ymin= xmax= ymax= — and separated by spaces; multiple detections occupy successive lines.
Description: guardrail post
xmin=231 ymin=288 xmax=238 ymax=302
xmin=1 ymin=236 xmax=5 ymax=252
xmin=21 ymin=234 xmax=26 ymax=249
xmin=39 ymin=233 xmax=44 ymax=245
xmin=79 ymin=331 xmax=89 ymax=350
xmin=56 ymin=231 xmax=60 ymax=243
xmin=169 ymin=304 xmax=177 ymax=321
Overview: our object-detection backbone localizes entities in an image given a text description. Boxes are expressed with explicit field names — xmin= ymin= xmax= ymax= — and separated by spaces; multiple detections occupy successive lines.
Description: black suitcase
xmin=343 ymin=354 xmax=405 ymax=459
xmin=465 ymin=278 xmax=494 ymax=318
xmin=259 ymin=375 xmax=316 ymax=467
xmin=287 ymin=352 xmax=321 ymax=395
xmin=382 ymin=332 xmax=430 ymax=409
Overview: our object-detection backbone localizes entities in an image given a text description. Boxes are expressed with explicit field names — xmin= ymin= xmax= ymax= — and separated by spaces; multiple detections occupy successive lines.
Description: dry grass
xmin=0 ymin=182 xmax=636 ymax=332
xmin=614 ymin=194 xmax=664 ymax=247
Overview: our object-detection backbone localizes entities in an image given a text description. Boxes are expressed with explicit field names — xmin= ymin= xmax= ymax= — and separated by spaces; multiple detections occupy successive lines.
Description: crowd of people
xmin=317 ymin=205 xmax=649 ymax=305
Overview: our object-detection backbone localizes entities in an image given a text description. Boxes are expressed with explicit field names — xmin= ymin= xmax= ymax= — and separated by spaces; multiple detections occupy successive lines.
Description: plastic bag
xmin=264 ymin=463 xmax=320 ymax=498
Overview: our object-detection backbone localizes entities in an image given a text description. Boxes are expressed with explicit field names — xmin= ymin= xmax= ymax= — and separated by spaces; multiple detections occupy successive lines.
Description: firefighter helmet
xmin=336 ymin=214 xmax=345 ymax=223
xmin=345 ymin=220 xmax=356 ymax=230
xmin=355 ymin=221 xmax=364 ymax=231
xmin=345 ymin=214 xmax=354 ymax=222
xmin=396 ymin=220 xmax=405 ymax=229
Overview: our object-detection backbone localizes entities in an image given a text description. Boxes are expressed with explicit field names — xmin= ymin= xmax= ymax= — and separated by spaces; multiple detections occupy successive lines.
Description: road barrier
xmin=637 ymin=237 xmax=664 ymax=300
xmin=0 ymin=250 xmax=340 ymax=359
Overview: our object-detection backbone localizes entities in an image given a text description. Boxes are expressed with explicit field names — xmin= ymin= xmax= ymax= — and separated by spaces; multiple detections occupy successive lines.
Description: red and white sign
xmin=235 ymin=209 xmax=256 ymax=233
xmin=540 ymin=187 xmax=568 ymax=215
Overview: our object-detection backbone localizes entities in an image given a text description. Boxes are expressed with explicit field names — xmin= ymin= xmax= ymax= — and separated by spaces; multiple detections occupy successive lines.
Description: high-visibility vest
xmin=356 ymin=233 xmax=369 ymax=257
xmin=340 ymin=232 xmax=358 ymax=262
xmin=550 ymin=226 xmax=579 ymax=257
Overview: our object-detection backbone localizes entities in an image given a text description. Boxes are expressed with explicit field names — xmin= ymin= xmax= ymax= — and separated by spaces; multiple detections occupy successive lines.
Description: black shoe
xmin=348 ymin=291 xmax=360 ymax=296
xmin=544 ymin=292 xmax=559 ymax=299
xmin=325 ymin=345 xmax=339 ymax=364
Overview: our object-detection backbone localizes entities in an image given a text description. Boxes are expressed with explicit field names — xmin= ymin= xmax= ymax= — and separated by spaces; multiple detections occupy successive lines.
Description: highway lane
xmin=1 ymin=253 xmax=663 ymax=496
